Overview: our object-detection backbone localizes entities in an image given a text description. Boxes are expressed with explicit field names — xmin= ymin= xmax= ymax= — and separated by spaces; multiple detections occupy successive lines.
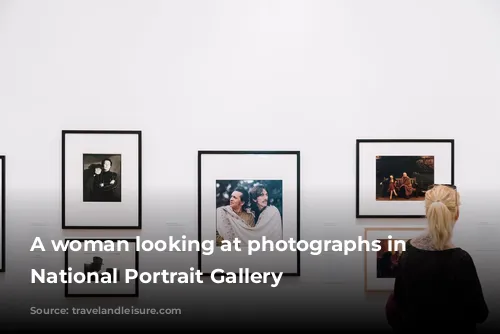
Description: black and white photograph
xmin=0 ymin=156 xmax=5 ymax=272
xmin=62 ymin=130 xmax=142 ymax=229
xmin=84 ymin=256 xmax=121 ymax=282
xmin=357 ymin=139 xmax=454 ymax=218
xmin=199 ymin=151 xmax=300 ymax=276
xmin=83 ymin=154 xmax=121 ymax=202
xmin=65 ymin=239 xmax=138 ymax=297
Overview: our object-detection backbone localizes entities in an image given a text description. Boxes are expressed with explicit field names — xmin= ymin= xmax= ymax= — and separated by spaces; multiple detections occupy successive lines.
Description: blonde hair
xmin=424 ymin=185 xmax=461 ymax=250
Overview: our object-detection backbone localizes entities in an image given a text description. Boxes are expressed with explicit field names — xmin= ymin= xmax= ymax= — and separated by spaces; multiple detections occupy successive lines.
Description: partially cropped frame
xmin=364 ymin=228 xmax=425 ymax=292
xmin=64 ymin=238 xmax=139 ymax=297
xmin=356 ymin=139 xmax=454 ymax=218
xmin=62 ymin=130 xmax=142 ymax=229
xmin=0 ymin=156 xmax=5 ymax=272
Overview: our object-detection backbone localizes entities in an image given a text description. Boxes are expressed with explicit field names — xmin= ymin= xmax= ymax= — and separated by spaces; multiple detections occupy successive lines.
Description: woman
xmin=388 ymin=175 xmax=397 ymax=200
xmin=387 ymin=185 xmax=489 ymax=332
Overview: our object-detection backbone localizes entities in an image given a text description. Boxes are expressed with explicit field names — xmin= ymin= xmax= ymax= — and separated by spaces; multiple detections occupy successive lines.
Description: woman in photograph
xmin=386 ymin=185 xmax=489 ymax=332
xmin=388 ymin=175 xmax=398 ymax=200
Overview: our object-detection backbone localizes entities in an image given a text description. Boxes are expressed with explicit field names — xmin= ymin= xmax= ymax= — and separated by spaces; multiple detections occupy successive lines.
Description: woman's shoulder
xmin=451 ymin=247 xmax=475 ymax=263
xmin=406 ymin=238 xmax=471 ymax=259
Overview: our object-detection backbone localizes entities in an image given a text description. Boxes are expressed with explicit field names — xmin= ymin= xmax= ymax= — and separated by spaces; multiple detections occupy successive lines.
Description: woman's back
xmin=391 ymin=237 xmax=489 ymax=331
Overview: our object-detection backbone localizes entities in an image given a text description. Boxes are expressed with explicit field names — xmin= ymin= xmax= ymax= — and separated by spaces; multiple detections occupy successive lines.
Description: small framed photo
xmin=65 ymin=238 xmax=139 ymax=297
xmin=0 ymin=156 xmax=5 ymax=272
xmin=356 ymin=139 xmax=454 ymax=218
xmin=62 ymin=130 xmax=142 ymax=229
xmin=198 ymin=151 xmax=300 ymax=276
xmin=364 ymin=228 xmax=425 ymax=292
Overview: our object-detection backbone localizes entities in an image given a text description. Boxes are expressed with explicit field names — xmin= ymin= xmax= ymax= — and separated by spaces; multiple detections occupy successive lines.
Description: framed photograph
xmin=65 ymin=238 xmax=139 ymax=297
xmin=62 ymin=130 xmax=142 ymax=229
xmin=364 ymin=228 xmax=425 ymax=292
xmin=0 ymin=156 xmax=4 ymax=272
xmin=198 ymin=151 xmax=300 ymax=276
xmin=356 ymin=139 xmax=454 ymax=218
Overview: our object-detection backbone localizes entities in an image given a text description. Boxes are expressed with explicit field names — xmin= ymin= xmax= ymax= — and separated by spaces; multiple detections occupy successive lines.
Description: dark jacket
xmin=386 ymin=241 xmax=489 ymax=332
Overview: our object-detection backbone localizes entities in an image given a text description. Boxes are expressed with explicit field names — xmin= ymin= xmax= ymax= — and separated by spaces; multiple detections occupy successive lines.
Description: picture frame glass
xmin=358 ymin=141 xmax=453 ymax=217
xmin=199 ymin=152 xmax=299 ymax=275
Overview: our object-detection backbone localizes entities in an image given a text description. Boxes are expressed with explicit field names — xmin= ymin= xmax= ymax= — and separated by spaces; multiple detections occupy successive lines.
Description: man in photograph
xmin=248 ymin=184 xmax=282 ymax=237
xmin=216 ymin=184 xmax=282 ymax=246
xmin=89 ymin=158 xmax=120 ymax=202
xmin=398 ymin=172 xmax=414 ymax=199
xmin=229 ymin=187 xmax=255 ymax=227
xmin=216 ymin=187 xmax=255 ymax=245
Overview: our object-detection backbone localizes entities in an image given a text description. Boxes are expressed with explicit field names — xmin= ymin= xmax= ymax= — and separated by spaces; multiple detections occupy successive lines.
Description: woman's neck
xmin=411 ymin=233 xmax=456 ymax=250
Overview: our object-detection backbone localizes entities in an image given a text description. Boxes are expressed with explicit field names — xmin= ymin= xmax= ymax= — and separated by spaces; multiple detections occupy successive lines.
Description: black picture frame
xmin=64 ymin=238 xmax=139 ymax=297
xmin=62 ymin=130 xmax=142 ymax=229
xmin=198 ymin=150 xmax=301 ymax=277
xmin=356 ymin=139 xmax=454 ymax=218
xmin=0 ymin=156 xmax=5 ymax=272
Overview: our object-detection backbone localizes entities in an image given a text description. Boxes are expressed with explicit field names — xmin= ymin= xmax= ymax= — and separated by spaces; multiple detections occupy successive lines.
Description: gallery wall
xmin=1 ymin=0 xmax=500 ymax=330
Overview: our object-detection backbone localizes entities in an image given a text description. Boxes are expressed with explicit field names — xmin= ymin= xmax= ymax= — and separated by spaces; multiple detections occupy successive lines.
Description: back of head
xmin=424 ymin=185 xmax=461 ymax=250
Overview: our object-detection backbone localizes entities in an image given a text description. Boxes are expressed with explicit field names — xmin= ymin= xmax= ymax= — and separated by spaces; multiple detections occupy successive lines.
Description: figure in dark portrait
xmin=84 ymin=256 xmax=104 ymax=282
xmin=84 ymin=256 xmax=104 ymax=274
xmin=94 ymin=158 xmax=119 ymax=201
xmin=83 ymin=156 xmax=121 ymax=202
xmin=84 ymin=256 xmax=119 ymax=282
xmin=378 ymin=251 xmax=396 ymax=278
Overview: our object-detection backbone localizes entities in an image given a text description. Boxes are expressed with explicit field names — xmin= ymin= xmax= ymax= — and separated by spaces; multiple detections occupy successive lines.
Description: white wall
xmin=1 ymin=0 xmax=499 ymax=329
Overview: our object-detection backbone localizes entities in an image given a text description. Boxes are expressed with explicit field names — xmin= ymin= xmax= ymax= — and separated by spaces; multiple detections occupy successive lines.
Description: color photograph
xmin=376 ymin=156 xmax=434 ymax=201
xmin=215 ymin=179 xmax=283 ymax=247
